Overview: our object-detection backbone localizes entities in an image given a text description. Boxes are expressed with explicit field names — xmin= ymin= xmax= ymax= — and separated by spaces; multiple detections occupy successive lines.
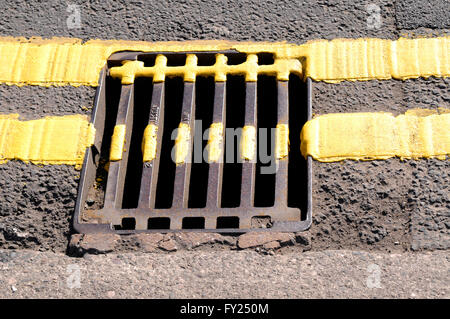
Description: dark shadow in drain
xmin=288 ymin=74 xmax=308 ymax=220
xmin=221 ymin=75 xmax=245 ymax=208
xmin=182 ymin=217 xmax=205 ymax=229
xmin=254 ymin=75 xmax=277 ymax=207
xmin=148 ymin=217 xmax=171 ymax=229
xmin=114 ymin=217 xmax=136 ymax=230
xmin=154 ymin=78 xmax=184 ymax=208
xmin=188 ymin=76 xmax=215 ymax=208
xmin=217 ymin=216 xmax=240 ymax=229
xmin=225 ymin=53 xmax=247 ymax=65
xmin=257 ymin=53 xmax=275 ymax=65
xmin=121 ymin=77 xmax=153 ymax=208
xmin=86 ymin=76 xmax=122 ymax=210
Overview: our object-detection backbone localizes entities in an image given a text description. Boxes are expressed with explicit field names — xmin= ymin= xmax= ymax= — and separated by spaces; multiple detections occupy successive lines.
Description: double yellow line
xmin=301 ymin=109 xmax=450 ymax=162
xmin=0 ymin=114 xmax=94 ymax=168
xmin=0 ymin=36 xmax=448 ymax=167
xmin=0 ymin=36 xmax=448 ymax=86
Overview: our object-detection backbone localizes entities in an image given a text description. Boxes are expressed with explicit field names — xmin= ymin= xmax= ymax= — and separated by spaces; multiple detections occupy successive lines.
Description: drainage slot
xmin=166 ymin=54 xmax=187 ymax=66
xmin=148 ymin=217 xmax=171 ymax=229
xmin=225 ymin=53 xmax=247 ymax=65
xmin=114 ymin=217 xmax=136 ymax=230
xmin=188 ymin=76 xmax=214 ymax=208
xmin=122 ymin=77 xmax=153 ymax=208
xmin=77 ymin=51 xmax=312 ymax=234
xmin=254 ymin=75 xmax=276 ymax=207
xmin=87 ymin=76 xmax=122 ymax=210
xmin=217 ymin=216 xmax=239 ymax=229
xmin=182 ymin=217 xmax=205 ymax=229
xmin=107 ymin=59 xmax=125 ymax=68
xmin=288 ymin=74 xmax=308 ymax=219
xmin=221 ymin=75 xmax=245 ymax=208
xmin=257 ymin=53 xmax=274 ymax=65
xmin=197 ymin=54 xmax=216 ymax=66
xmin=155 ymin=77 xmax=184 ymax=208
xmin=138 ymin=54 xmax=157 ymax=67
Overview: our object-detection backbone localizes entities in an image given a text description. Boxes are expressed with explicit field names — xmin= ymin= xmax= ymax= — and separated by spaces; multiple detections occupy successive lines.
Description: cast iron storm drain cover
xmin=74 ymin=49 xmax=312 ymax=234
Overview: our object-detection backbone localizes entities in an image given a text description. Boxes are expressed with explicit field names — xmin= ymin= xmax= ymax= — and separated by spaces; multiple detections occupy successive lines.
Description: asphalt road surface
xmin=1 ymin=249 xmax=448 ymax=298
xmin=0 ymin=0 xmax=448 ymax=298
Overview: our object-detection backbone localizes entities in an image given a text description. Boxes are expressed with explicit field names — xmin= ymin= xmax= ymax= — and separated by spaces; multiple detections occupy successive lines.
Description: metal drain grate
xmin=74 ymin=50 xmax=312 ymax=233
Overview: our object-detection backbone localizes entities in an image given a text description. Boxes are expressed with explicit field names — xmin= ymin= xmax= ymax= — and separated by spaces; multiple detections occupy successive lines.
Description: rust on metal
xmin=73 ymin=51 xmax=312 ymax=234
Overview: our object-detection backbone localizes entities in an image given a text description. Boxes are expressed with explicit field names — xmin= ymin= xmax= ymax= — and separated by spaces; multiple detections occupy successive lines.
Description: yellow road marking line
xmin=300 ymin=109 xmax=450 ymax=162
xmin=0 ymin=114 xmax=95 ymax=168
xmin=0 ymin=108 xmax=448 ymax=168
xmin=0 ymin=36 xmax=447 ymax=86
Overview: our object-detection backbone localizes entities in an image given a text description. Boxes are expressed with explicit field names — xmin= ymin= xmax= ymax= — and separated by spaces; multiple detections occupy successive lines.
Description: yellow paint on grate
xmin=174 ymin=123 xmax=191 ymax=165
xmin=0 ymin=36 xmax=448 ymax=86
xmin=300 ymin=109 xmax=450 ymax=162
xmin=275 ymin=123 xmax=290 ymax=160
xmin=141 ymin=124 xmax=158 ymax=162
xmin=207 ymin=122 xmax=224 ymax=163
xmin=109 ymin=125 xmax=126 ymax=161
xmin=110 ymin=52 xmax=301 ymax=83
xmin=0 ymin=114 xmax=95 ymax=168
xmin=240 ymin=125 xmax=257 ymax=161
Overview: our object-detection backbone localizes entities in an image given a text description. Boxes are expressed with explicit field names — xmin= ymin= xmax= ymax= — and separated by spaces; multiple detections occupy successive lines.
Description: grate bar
xmin=138 ymin=82 xmax=165 ymax=208
xmin=74 ymin=51 xmax=313 ymax=234
xmin=274 ymin=81 xmax=289 ymax=207
xmin=206 ymin=82 xmax=226 ymax=208
xmin=172 ymin=82 xmax=196 ymax=209
xmin=104 ymin=84 xmax=135 ymax=209
xmin=240 ymin=81 xmax=257 ymax=208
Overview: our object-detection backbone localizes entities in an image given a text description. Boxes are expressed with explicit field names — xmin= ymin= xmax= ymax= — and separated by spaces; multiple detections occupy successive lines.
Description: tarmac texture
xmin=0 ymin=249 xmax=448 ymax=298
xmin=0 ymin=0 xmax=448 ymax=298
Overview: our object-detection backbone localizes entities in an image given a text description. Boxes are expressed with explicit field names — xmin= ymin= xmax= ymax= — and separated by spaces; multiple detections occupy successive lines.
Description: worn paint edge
xmin=0 ymin=36 xmax=448 ymax=86
xmin=300 ymin=109 xmax=450 ymax=162
xmin=142 ymin=124 xmax=158 ymax=162
xmin=241 ymin=125 xmax=257 ymax=161
xmin=0 ymin=114 xmax=95 ymax=168
xmin=174 ymin=123 xmax=191 ymax=165
xmin=275 ymin=123 xmax=289 ymax=160
xmin=109 ymin=124 xmax=126 ymax=161
xmin=207 ymin=122 xmax=224 ymax=163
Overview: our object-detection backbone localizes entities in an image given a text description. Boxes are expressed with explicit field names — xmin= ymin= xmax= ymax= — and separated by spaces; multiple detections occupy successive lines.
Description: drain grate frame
xmin=74 ymin=50 xmax=312 ymax=234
